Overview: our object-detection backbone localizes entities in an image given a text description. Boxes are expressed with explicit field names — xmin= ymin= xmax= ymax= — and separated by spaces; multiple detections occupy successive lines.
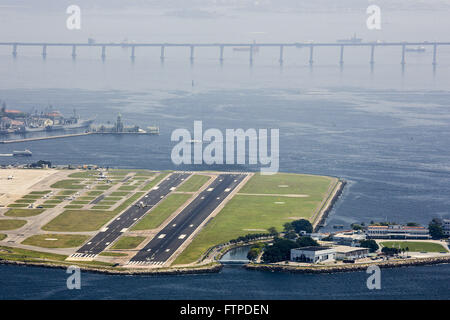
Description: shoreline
xmin=312 ymin=179 xmax=346 ymax=232
xmin=0 ymin=258 xmax=223 ymax=275
xmin=244 ymin=255 xmax=450 ymax=274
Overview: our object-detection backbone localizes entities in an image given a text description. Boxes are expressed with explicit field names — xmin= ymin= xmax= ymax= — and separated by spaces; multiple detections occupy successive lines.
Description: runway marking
xmin=158 ymin=234 xmax=166 ymax=239
xmin=178 ymin=234 xmax=186 ymax=239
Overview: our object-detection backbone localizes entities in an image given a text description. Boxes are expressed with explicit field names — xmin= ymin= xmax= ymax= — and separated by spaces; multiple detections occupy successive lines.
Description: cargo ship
xmin=337 ymin=34 xmax=363 ymax=43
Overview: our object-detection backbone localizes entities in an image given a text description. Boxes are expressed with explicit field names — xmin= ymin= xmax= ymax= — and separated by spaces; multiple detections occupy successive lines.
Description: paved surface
xmin=128 ymin=173 xmax=247 ymax=266
xmin=69 ymin=172 xmax=190 ymax=259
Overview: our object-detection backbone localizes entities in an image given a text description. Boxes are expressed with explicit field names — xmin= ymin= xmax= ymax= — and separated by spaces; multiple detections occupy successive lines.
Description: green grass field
xmin=22 ymin=234 xmax=89 ymax=248
xmin=64 ymin=205 xmax=84 ymax=209
xmin=4 ymin=209 xmax=45 ymax=217
xmin=0 ymin=234 xmax=6 ymax=241
xmin=174 ymin=194 xmax=319 ymax=265
xmin=0 ymin=245 xmax=67 ymax=262
xmin=68 ymin=171 xmax=98 ymax=178
xmin=118 ymin=185 xmax=137 ymax=191
xmin=58 ymin=190 xmax=77 ymax=196
xmin=380 ymin=241 xmax=448 ymax=253
xmin=239 ymin=173 xmax=335 ymax=197
xmin=0 ymin=219 xmax=27 ymax=230
xmin=42 ymin=210 xmax=116 ymax=232
xmin=42 ymin=192 xmax=144 ymax=232
xmin=50 ymin=180 xmax=84 ymax=189
xmin=7 ymin=203 xmax=28 ymax=208
xmin=30 ymin=191 xmax=51 ymax=195
xmin=132 ymin=193 xmax=192 ymax=230
xmin=87 ymin=191 xmax=103 ymax=196
xmin=111 ymin=236 xmax=146 ymax=249
xmin=177 ymin=175 xmax=211 ymax=192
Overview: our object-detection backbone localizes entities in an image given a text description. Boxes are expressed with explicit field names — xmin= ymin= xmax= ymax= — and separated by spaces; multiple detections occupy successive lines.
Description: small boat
xmin=13 ymin=149 xmax=32 ymax=157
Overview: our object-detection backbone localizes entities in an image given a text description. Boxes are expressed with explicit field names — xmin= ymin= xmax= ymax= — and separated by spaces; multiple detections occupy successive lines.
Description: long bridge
xmin=1 ymin=41 xmax=449 ymax=66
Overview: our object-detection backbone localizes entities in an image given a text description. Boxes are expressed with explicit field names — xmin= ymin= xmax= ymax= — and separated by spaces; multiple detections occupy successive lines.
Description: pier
xmin=0 ymin=41 xmax=449 ymax=66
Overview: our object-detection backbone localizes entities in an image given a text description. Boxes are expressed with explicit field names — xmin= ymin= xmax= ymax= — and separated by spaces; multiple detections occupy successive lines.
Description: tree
xmin=291 ymin=219 xmax=313 ymax=234
xmin=351 ymin=223 xmax=364 ymax=231
xmin=429 ymin=218 xmax=445 ymax=239
xmin=284 ymin=230 xmax=297 ymax=240
xmin=381 ymin=247 xmax=399 ymax=256
xmin=267 ymin=227 xmax=278 ymax=236
xmin=359 ymin=239 xmax=379 ymax=253
xmin=406 ymin=222 xmax=420 ymax=227
xmin=296 ymin=236 xmax=319 ymax=248
xmin=247 ymin=247 xmax=260 ymax=261
xmin=261 ymin=238 xmax=298 ymax=263
xmin=283 ymin=222 xmax=294 ymax=233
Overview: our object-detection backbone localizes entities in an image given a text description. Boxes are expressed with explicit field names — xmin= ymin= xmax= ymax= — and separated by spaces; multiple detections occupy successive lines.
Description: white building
xmin=443 ymin=219 xmax=450 ymax=237
xmin=290 ymin=247 xmax=336 ymax=263
xmin=366 ymin=225 xmax=430 ymax=240
xmin=334 ymin=246 xmax=369 ymax=260
xmin=332 ymin=231 xmax=366 ymax=247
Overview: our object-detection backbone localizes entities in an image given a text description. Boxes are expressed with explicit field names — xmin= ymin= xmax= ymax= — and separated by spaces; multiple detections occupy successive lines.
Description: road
xmin=128 ymin=173 xmax=247 ymax=266
xmin=69 ymin=172 xmax=190 ymax=259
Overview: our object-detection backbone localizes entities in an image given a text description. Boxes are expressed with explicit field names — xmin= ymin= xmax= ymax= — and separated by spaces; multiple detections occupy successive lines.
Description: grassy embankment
xmin=176 ymin=175 xmax=211 ymax=192
xmin=380 ymin=241 xmax=448 ymax=253
xmin=43 ymin=192 xmax=144 ymax=232
xmin=4 ymin=209 xmax=45 ymax=217
xmin=0 ymin=219 xmax=27 ymax=230
xmin=132 ymin=194 xmax=192 ymax=230
xmin=174 ymin=173 xmax=337 ymax=265
xmin=22 ymin=234 xmax=89 ymax=248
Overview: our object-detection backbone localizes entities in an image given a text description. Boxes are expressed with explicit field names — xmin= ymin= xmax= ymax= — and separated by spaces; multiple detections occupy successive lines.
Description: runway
xmin=70 ymin=172 xmax=190 ymax=258
xmin=128 ymin=173 xmax=247 ymax=266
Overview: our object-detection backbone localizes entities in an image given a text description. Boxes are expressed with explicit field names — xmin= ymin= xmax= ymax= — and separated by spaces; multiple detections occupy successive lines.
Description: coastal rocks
xmin=244 ymin=256 xmax=450 ymax=274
